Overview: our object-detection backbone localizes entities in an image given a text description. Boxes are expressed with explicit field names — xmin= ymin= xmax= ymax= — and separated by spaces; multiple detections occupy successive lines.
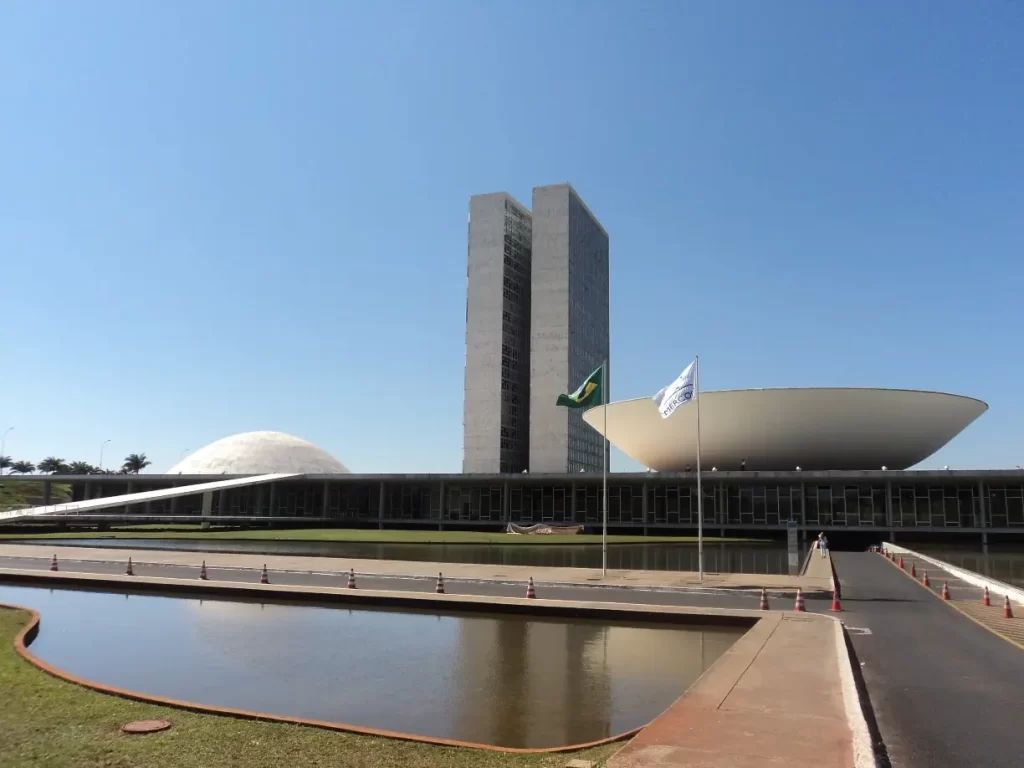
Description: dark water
xmin=912 ymin=545 xmax=1024 ymax=590
xmin=19 ymin=537 xmax=797 ymax=574
xmin=0 ymin=583 xmax=743 ymax=748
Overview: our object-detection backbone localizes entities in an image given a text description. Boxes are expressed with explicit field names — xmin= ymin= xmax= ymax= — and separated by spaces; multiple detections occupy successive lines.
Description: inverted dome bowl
xmin=582 ymin=388 xmax=987 ymax=472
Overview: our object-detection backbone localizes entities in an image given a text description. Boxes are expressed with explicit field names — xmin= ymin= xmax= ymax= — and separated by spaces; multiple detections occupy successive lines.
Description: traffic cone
xmin=910 ymin=562 xmax=917 ymax=578
xmin=899 ymin=556 xmax=904 ymax=570
xmin=347 ymin=568 xmax=357 ymax=589
xmin=49 ymin=554 xmax=58 ymax=572
xmin=922 ymin=570 xmax=930 ymax=588
xmin=941 ymin=582 xmax=950 ymax=601
xmin=260 ymin=565 xmax=270 ymax=584
xmin=759 ymin=587 xmax=769 ymax=610
xmin=525 ymin=577 xmax=536 ymax=599
xmin=982 ymin=586 xmax=991 ymax=607
xmin=436 ymin=572 xmax=445 ymax=594
xmin=126 ymin=557 xmax=134 ymax=576
xmin=794 ymin=588 xmax=806 ymax=612
xmin=830 ymin=589 xmax=843 ymax=612
xmin=1004 ymin=595 xmax=1014 ymax=619
xmin=199 ymin=561 xmax=208 ymax=580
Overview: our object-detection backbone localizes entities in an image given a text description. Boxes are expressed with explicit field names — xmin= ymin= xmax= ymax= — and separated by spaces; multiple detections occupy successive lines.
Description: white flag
xmin=653 ymin=360 xmax=697 ymax=419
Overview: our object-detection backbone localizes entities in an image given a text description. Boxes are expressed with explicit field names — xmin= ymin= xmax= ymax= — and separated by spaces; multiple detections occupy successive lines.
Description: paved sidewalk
xmin=0 ymin=543 xmax=833 ymax=593
xmin=608 ymin=613 xmax=859 ymax=768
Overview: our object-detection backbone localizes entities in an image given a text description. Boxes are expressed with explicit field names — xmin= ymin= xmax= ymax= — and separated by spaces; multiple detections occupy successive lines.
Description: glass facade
xmin=499 ymin=200 xmax=532 ymax=473
xmin=68 ymin=475 xmax=1024 ymax=531
xmin=566 ymin=191 xmax=610 ymax=474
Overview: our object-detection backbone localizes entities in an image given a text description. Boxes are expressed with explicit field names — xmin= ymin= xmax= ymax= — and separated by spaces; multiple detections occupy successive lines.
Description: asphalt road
xmin=0 ymin=552 xmax=833 ymax=612
xmin=833 ymin=551 xmax=1024 ymax=768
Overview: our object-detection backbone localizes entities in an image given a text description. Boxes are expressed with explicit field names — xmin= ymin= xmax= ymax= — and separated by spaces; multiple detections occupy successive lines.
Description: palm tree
xmin=121 ymin=453 xmax=151 ymax=474
xmin=68 ymin=461 xmax=97 ymax=475
xmin=10 ymin=460 xmax=36 ymax=474
xmin=37 ymin=457 xmax=70 ymax=474
xmin=0 ymin=456 xmax=10 ymax=475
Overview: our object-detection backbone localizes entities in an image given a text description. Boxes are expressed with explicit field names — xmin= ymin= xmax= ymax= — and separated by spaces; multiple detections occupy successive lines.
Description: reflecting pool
xmin=912 ymin=544 xmax=1024 ymax=589
xmin=0 ymin=583 xmax=744 ymax=748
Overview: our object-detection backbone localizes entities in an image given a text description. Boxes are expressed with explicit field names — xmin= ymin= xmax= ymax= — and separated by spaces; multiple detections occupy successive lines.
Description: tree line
xmin=0 ymin=453 xmax=152 ymax=476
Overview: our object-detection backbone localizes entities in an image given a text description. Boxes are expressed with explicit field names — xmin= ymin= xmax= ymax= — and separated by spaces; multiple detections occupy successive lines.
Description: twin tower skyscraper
xmin=463 ymin=183 xmax=610 ymax=475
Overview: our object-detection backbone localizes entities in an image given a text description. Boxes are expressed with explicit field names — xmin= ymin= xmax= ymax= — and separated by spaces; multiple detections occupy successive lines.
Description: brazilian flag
xmin=556 ymin=365 xmax=604 ymax=409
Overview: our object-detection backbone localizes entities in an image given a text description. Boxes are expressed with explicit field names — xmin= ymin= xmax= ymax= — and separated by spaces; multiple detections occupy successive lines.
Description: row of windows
xmin=128 ymin=482 xmax=1024 ymax=528
xmin=503 ymin=254 xmax=528 ymax=276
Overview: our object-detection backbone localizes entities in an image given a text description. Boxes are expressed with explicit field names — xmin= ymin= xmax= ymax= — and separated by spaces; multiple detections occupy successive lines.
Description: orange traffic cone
xmin=347 ymin=568 xmax=357 ymax=589
xmin=126 ymin=557 xmax=134 ymax=576
xmin=941 ymin=581 xmax=950 ymax=600
xmin=436 ymin=572 xmax=445 ymax=594
xmin=759 ymin=587 xmax=769 ymax=610
xmin=525 ymin=577 xmax=536 ymax=599
xmin=898 ymin=556 xmax=905 ymax=570
xmin=910 ymin=562 xmax=917 ymax=578
xmin=794 ymin=588 xmax=806 ymax=612
xmin=830 ymin=589 xmax=843 ymax=612
xmin=1004 ymin=595 xmax=1014 ymax=619
xmin=922 ymin=570 xmax=930 ymax=587
xmin=982 ymin=586 xmax=991 ymax=607
xmin=199 ymin=561 xmax=208 ymax=580
xmin=49 ymin=554 xmax=59 ymax=572
xmin=260 ymin=565 xmax=270 ymax=584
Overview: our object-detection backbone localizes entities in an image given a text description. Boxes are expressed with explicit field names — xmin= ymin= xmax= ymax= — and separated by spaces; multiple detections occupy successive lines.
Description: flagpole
xmin=695 ymin=355 xmax=703 ymax=581
xmin=602 ymin=357 xmax=608 ymax=578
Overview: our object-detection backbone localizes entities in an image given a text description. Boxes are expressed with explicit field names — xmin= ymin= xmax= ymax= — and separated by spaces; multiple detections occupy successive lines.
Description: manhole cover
xmin=121 ymin=720 xmax=172 ymax=735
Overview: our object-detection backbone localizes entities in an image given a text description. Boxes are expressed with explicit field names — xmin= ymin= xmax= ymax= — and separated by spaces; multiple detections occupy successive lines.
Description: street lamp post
xmin=1 ymin=426 xmax=13 ymax=475
xmin=99 ymin=439 xmax=111 ymax=471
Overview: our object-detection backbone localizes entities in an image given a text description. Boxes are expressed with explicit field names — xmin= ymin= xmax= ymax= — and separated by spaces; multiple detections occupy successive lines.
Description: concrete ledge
xmin=0 ymin=543 xmax=834 ymax=595
xmin=0 ymin=568 xmax=760 ymax=626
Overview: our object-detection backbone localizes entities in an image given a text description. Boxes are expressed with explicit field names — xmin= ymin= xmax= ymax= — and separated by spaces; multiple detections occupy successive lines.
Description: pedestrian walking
xmin=818 ymin=532 xmax=829 ymax=558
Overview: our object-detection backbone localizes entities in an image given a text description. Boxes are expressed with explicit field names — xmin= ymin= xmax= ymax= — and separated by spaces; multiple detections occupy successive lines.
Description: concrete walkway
xmin=609 ymin=612 xmax=863 ymax=768
xmin=0 ymin=543 xmax=834 ymax=594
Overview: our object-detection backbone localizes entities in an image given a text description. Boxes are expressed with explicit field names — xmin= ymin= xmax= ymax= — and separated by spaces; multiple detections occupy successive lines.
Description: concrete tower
xmin=529 ymin=184 xmax=610 ymax=474
xmin=462 ymin=192 xmax=533 ymax=473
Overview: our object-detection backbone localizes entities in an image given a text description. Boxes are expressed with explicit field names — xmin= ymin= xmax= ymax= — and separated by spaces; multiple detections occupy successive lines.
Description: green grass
xmin=0 ymin=526 xmax=767 ymax=545
xmin=0 ymin=607 xmax=618 ymax=767
xmin=0 ymin=480 xmax=71 ymax=513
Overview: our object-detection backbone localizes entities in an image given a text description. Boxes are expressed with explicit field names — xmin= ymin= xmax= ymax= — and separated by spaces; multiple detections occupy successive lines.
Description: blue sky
xmin=1 ymin=0 xmax=1021 ymax=473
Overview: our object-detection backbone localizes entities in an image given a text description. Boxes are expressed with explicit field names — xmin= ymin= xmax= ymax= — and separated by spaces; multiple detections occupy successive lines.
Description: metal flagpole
xmin=602 ymin=357 xmax=609 ymax=577
xmin=695 ymin=355 xmax=703 ymax=581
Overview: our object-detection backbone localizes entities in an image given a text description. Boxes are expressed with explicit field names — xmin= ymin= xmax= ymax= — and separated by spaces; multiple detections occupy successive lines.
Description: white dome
xmin=167 ymin=431 xmax=349 ymax=475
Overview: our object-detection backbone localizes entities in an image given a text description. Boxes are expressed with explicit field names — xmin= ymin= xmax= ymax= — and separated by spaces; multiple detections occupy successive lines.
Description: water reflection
xmin=0 ymin=584 xmax=743 ymax=748
xmin=913 ymin=545 xmax=1024 ymax=589
xmin=17 ymin=537 xmax=795 ymax=574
